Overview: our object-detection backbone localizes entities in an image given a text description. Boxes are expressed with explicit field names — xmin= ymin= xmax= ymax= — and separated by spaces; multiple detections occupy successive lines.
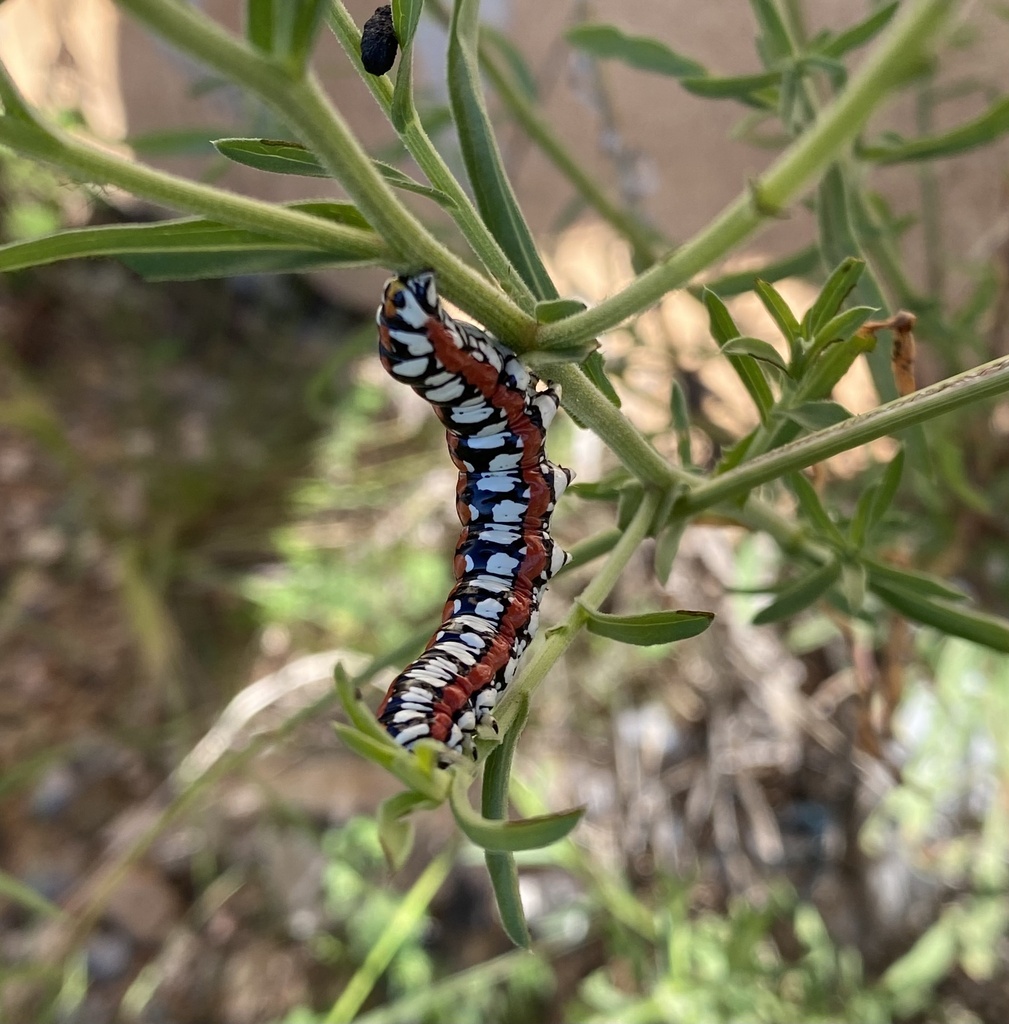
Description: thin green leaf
xmin=378 ymin=791 xmax=435 ymax=872
xmin=392 ymin=0 xmax=424 ymax=48
xmin=794 ymin=329 xmax=875 ymax=401
xmin=653 ymin=519 xmax=687 ymax=588
xmin=802 ymin=256 xmax=865 ymax=337
xmin=786 ymin=473 xmax=846 ymax=546
xmin=371 ymin=161 xmax=457 ymax=209
xmin=859 ymin=97 xmax=1009 ymax=164
xmin=285 ymin=0 xmax=328 ymax=71
xmin=482 ymin=26 xmax=539 ymax=102
xmin=752 ymin=560 xmax=841 ymax=625
xmin=535 ymin=297 xmax=587 ymax=323
xmin=750 ymin=0 xmax=791 ymax=65
xmin=679 ymin=72 xmax=780 ymax=108
xmin=863 ymin=559 xmax=968 ymax=603
xmin=333 ymin=725 xmax=448 ymax=801
xmin=214 ymin=137 xmax=330 ymax=176
xmin=810 ymin=304 xmax=876 ymax=349
xmin=693 ymin=247 xmax=818 ymax=302
xmin=720 ymin=335 xmax=789 ymax=373
xmin=0 ymin=204 xmax=377 ymax=274
xmin=754 ymin=278 xmax=802 ymax=351
xmin=669 ymin=380 xmax=693 ymax=466
xmin=849 ymin=482 xmax=880 ymax=549
xmin=871 ymin=584 xmax=1009 ymax=654
xmin=484 ymin=851 xmax=530 ymax=947
xmin=566 ymin=24 xmax=705 ymax=77
xmin=581 ymin=604 xmax=714 ymax=645
xmin=335 ymin=664 xmax=401 ymax=743
xmin=582 ymin=350 xmax=621 ymax=408
xmin=482 ymin=694 xmax=530 ymax=947
xmin=450 ymin=773 xmax=584 ymax=852
xmin=448 ymin=0 xmax=555 ymax=299
xmin=784 ymin=400 xmax=851 ymax=431
xmin=0 ymin=57 xmax=39 ymax=123
xmin=390 ymin=34 xmax=416 ymax=133
xmin=246 ymin=0 xmax=274 ymax=52
xmin=864 ymin=448 xmax=905 ymax=537
xmin=820 ymin=3 xmax=899 ymax=58
xmin=704 ymin=288 xmax=775 ymax=420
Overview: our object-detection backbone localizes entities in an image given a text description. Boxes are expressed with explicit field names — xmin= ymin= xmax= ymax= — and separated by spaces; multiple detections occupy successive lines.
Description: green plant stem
xmin=495 ymin=489 xmax=662 ymax=734
xmin=535 ymin=0 xmax=955 ymax=348
xmin=113 ymin=0 xmax=532 ymax=340
xmin=552 ymin=365 xmax=685 ymax=488
xmin=0 ymin=117 xmax=386 ymax=259
xmin=326 ymin=1 xmax=535 ymax=309
xmin=679 ymin=353 xmax=1009 ymax=514
xmin=325 ymin=848 xmax=454 ymax=1024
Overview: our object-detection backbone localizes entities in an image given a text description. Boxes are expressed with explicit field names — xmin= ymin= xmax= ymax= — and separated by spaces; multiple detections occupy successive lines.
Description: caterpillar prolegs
xmin=376 ymin=272 xmax=571 ymax=757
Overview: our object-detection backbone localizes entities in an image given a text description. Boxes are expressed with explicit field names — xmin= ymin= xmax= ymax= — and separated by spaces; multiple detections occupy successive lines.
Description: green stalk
xmin=0 ymin=117 xmax=384 ymax=258
xmin=114 ymin=0 xmax=531 ymax=340
xmin=326 ymin=1 xmax=536 ymax=309
xmin=324 ymin=848 xmax=454 ymax=1024
xmin=679 ymin=353 xmax=1009 ymax=514
xmin=535 ymin=0 xmax=955 ymax=348
xmin=494 ymin=489 xmax=662 ymax=734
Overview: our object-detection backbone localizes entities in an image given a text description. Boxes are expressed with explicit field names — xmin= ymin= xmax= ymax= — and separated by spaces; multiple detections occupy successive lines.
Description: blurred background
xmin=1 ymin=1 xmax=1009 ymax=1022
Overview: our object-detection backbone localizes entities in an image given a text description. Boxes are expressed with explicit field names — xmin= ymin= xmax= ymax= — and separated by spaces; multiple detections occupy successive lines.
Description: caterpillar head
xmin=381 ymin=270 xmax=439 ymax=328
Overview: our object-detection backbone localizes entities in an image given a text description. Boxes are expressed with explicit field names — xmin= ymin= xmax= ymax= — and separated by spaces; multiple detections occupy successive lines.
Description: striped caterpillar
xmin=375 ymin=272 xmax=571 ymax=757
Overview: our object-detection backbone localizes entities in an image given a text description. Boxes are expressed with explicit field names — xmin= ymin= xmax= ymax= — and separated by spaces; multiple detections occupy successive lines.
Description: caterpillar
xmin=375 ymin=271 xmax=571 ymax=757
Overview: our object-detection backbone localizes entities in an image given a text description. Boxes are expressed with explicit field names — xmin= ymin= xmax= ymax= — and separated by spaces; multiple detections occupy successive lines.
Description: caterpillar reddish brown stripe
xmin=375 ymin=271 xmax=571 ymax=758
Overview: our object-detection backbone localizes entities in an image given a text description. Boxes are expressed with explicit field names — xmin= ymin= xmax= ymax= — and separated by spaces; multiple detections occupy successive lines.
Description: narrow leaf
xmin=333 ymin=725 xmax=448 ymax=801
xmin=392 ymin=0 xmax=424 ymax=48
xmin=390 ymin=34 xmax=416 ymax=133
xmin=871 ymin=585 xmax=1009 ymax=655
xmin=214 ymin=137 xmax=330 ymax=176
xmin=535 ymin=297 xmax=587 ymax=323
xmin=378 ymin=791 xmax=435 ymax=872
xmin=863 ymin=559 xmax=968 ymax=603
xmin=669 ymin=379 xmax=693 ymax=467
xmin=820 ymin=3 xmax=899 ymax=58
xmin=866 ymin=448 xmax=905 ymax=535
xmin=704 ymin=288 xmax=775 ymax=420
xmin=787 ymin=473 xmax=846 ymax=546
xmin=246 ymin=0 xmax=274 ymax=52
xmin=285 ymin=0 xmax=328 ymax=71
xmin=754 ymin=278 xmax=802 ymax=350
xmin=448 ymin=0 xmax=555 ymax=299
xmin=859 ymin=97 xmax=1009 ymax=164
xmin=566 ymin=24 xmax=705 ymax=77
xmin=653 ymin=519 xmax=687 ymax=587
xmin=581 ymin=605 xmax=714 ymax=646
xmin=483 ymin=695 xmax=530 ymax=947
xmin=803 ymin=256 xmax=865 ymax=338
xmin=582 ymin=351 xmax=621 ymax=408
xmin=752 ymin=560 xmax=841 ymax=625
xmin=679 ymin=71 xmax=780 ymax=107
xmin=810 ymin=304 xmax=876 ymax=353
xmin=720 ymin=336 xmax=789 ymax=373
xmin=450 ymin=773 xmax=584 ymax=852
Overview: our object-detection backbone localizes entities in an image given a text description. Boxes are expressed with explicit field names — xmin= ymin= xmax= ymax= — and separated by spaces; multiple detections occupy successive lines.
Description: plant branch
xmin=535 ymin=0 xmax=956 ymax=348
xmin=679 ymin=354 xmax=1009 ymax=514
xmin=0 ymin=117 xmax=385 ymax=258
